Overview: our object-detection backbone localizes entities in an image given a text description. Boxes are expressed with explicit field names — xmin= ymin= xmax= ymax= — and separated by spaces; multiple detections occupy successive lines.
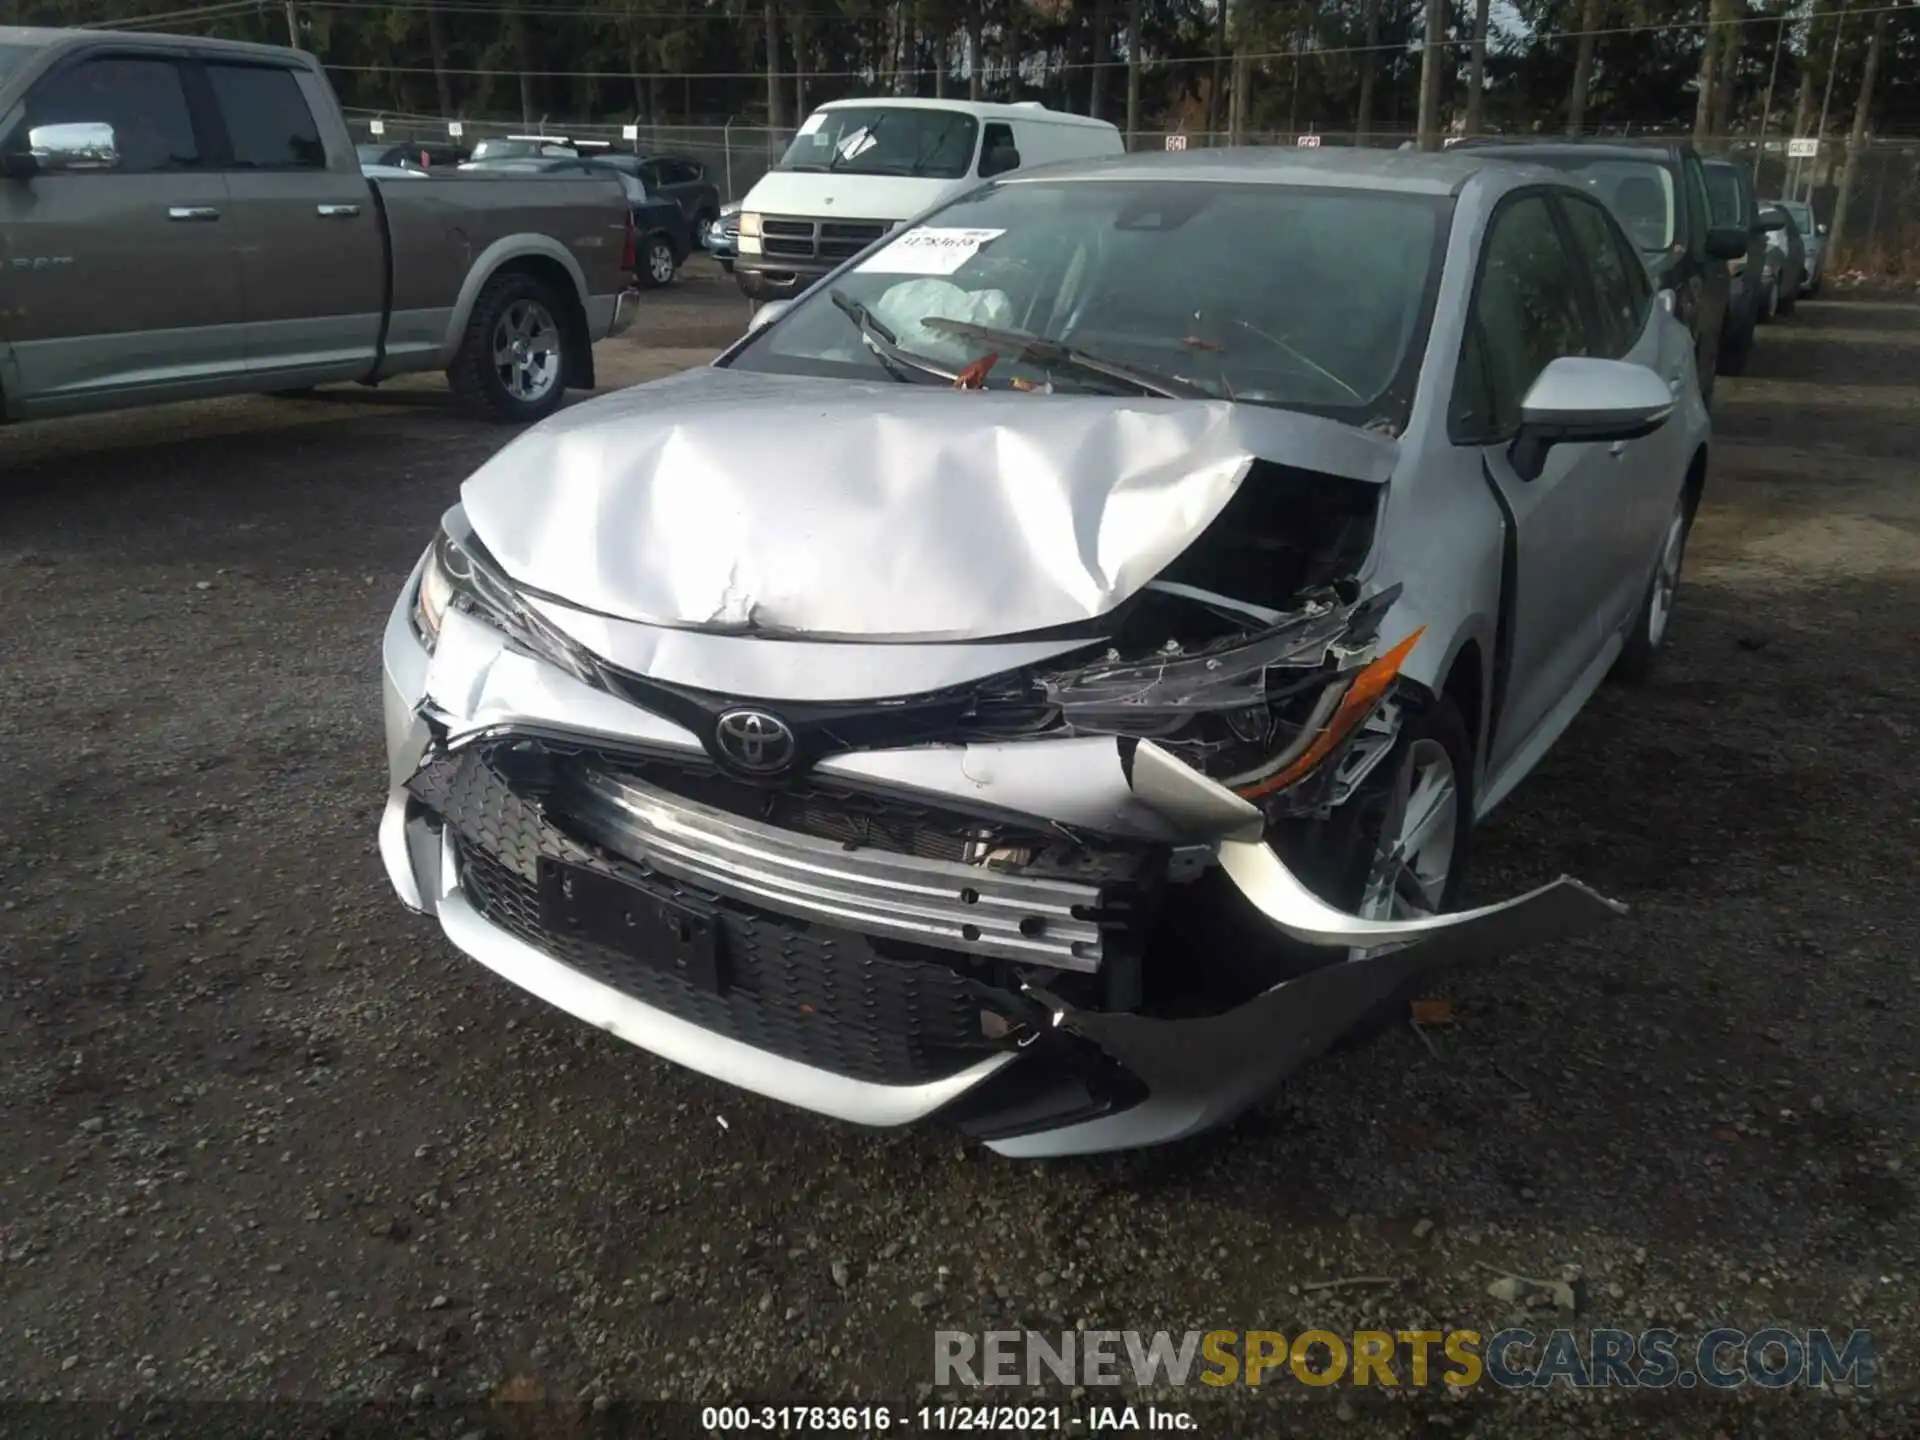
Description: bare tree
xmin=1124 ymin=0 xmax=1141 ymax=146
xmin=1228 ymin=0 xmax=1250 ymax=144
xmin=1826 ymin=1 xmax=1887 ymax=270
xmin=1355 ymin=0 xmax=1383 ymax=145
xmin=764 ymin=0 xmax=785 ymax=130
xmin=1692 ymin=0 xmax=1735 ymax=145
xmin=1090 ymin=0 xmax=1111 ymax=118
xmin=1464 ymin=0 xmax=1490 ymax=135
xmin=1415 ymin=0 xmax=1448 ymax=151
xmin=967 ymin=11 xmax=983 ymax=99
xmin=1567 ymin=0 xmax=1606 ymax=133
xmin=425 ymin=0 xmax=454 ymax=116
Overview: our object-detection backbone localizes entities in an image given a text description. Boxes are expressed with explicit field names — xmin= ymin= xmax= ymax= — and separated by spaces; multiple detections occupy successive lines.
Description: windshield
xmin=469 ymin=137 xmax=575 ymax=161
xmin=727 ymin=179 xmax=1448 ymax=425
xmin=777 ymin=106 xmax=980 ymax=180
xmin=1509 ymin=154 xmax=1677 ymax=253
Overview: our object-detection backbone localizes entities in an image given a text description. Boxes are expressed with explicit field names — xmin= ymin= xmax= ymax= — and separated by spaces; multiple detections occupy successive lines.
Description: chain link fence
xmin=344 ymin=110 xmax=1920 ymax=280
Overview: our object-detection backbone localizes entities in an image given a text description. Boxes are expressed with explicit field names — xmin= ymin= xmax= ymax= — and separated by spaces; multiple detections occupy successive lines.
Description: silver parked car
xmin=379 ymin=148 xmax=1712 ymax=1157
xmin=1768 ymin=198 xmax=1827 ymax=296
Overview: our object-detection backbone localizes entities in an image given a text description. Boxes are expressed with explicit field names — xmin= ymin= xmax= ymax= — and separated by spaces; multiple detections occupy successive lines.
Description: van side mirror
xmin=1757 ymin=206 xmax=1788 ymax=233
xmin=1705 ymin=225 xmax=1749 ymax=261
xmin=1509 ymin=357 xmax=1674 ymax=482
xmin=980 ymin=144 xmax=1021 ymax=178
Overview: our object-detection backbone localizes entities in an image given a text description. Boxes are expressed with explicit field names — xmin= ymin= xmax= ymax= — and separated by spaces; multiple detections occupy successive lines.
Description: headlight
xmin=1028 ymin=584 xmax=1418 ymax=805
xmin=409 ymin=520 xmax=599 ymax=685
xmin=737 ymin=210 xmax=762 ymax=238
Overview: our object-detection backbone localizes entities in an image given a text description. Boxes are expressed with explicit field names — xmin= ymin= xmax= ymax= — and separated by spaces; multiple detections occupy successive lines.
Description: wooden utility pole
xmin=1415 ymin=0 xmax=1448 ymax=151
xmin=1825 ymin=2 xmax=1886 ymax=270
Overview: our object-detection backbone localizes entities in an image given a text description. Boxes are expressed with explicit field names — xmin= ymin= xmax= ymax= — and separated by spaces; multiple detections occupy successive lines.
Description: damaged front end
xmin=378 ymin=388 xmax=1624 ymax=1156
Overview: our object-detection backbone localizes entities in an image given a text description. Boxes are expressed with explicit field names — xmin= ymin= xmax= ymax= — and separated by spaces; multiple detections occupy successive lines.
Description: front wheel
xmin=636 ymin=234 xmax=678 ymax=290
xmin=1613 ymin=494 xmax=1691 ymax=683
xmin=447 ymin=271 xmax=574 ymax=424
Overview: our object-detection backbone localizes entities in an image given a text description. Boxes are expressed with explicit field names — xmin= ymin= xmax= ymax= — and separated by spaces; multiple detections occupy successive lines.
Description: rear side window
xmin=1556 ymin=193 xmax=1650 ymax=358
xmin=1454 ymin=194 xmax=1590 ymax=442
xmin=1681 ymin=157 xmax=1713 ymax=248
xmin=21 ymin=55 xmax=199 ymax=173
xmin=206 ymin=63 xmax=326 ymax=169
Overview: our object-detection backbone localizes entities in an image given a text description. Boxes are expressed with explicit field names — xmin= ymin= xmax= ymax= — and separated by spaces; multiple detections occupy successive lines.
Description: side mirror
xmin=4 ymin=121 xmax=119 ymax=177
xmin=1757 ymin=206 xmax=1788 ymax=233
xmin=980 ymin=145 xmax=1021 ymax=178
xmin=1508 ymin=357 xmax=1674 ymax=482
xmin=1816 ymin=221 xmax=1829 ymax=236
xmin=747 ymin=298 xmax=791 ymax=333
xmin=1705 ymin=225 xmax=1749 ymax=261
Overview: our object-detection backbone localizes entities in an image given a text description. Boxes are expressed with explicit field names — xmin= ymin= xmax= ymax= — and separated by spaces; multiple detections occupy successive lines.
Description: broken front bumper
xmin=380 ymin=584 xmax=1624 ymax=1157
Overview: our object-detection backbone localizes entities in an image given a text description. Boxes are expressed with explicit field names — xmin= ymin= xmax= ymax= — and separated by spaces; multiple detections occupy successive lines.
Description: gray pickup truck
xmin=0 ymin=26 xmax=638 ymax=424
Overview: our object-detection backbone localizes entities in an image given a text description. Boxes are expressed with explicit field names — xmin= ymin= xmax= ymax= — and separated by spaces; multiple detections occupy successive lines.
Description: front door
xmin=0 ymin=51 xmax=246 ymax=413
xmin=1452 ymin=192 xmax=1622 ymax=777
xmin=198 ymin=59 xmax=384 ymax=380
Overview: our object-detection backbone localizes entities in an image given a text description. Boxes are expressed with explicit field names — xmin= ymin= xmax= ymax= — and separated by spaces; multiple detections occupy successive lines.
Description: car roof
xmin=995 ymin=144 xmax=1571 ymax=198
xmin=814 ymin=96 xmax=1120 ymax=132
xmin=0 ymin=22 xmax=315 ymax=66
xmin=1448 ymin=136 xmax=1693 ymax=163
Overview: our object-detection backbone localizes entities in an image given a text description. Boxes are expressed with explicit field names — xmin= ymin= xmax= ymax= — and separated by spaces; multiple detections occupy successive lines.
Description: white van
xmin=733 ymin=98 xmax=1124 ymax=300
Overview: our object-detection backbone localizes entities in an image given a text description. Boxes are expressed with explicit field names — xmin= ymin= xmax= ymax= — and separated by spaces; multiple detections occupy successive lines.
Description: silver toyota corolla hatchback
xmin=378 ymin=148 xmax=1712 ymax=1157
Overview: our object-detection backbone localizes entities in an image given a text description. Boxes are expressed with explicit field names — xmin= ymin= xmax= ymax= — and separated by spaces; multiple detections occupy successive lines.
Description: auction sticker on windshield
xmin=857 ymin=227 xmax=1006 ymax=276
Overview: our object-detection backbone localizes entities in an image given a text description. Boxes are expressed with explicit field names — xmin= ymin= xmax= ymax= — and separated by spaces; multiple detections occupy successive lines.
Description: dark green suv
xmin=1449 ymin=137 xmax=1748 ymax=403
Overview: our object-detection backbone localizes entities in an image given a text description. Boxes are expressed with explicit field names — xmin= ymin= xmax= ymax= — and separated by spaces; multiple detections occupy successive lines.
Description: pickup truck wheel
xmin=637 ymin=234 xmax=677 ymax=290
xmin=1613 ymin=495 xmax=1691 ymax=684
xmin=449 ymin=274 xmax=571 ymax=424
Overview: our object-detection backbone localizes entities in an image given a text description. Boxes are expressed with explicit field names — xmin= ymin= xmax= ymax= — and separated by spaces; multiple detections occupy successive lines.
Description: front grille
xmin=411 ymin=750 xmax=1008 ymax=1086
xmin=759 ymin=213 xmax=890 ymax=264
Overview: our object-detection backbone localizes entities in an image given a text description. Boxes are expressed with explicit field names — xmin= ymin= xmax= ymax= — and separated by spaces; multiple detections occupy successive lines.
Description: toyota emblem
xmin=712 ymin=708 xmax=798 ymax=775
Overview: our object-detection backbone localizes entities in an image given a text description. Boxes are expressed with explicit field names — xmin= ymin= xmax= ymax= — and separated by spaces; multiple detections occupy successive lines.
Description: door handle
xmin=167 ymin=205 xmax=220 ymax=221
xmin=316 ymin=203 xmax=362 ymax=218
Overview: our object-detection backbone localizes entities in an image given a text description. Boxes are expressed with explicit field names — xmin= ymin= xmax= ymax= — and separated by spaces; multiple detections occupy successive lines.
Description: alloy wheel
xmin=1646 ymin=505 xmax=1688 ymax=650
xmin=1357 ymin=737 xmax=1459 ymax=925
xmin=491 ymin=298 xmax=560 ymax=404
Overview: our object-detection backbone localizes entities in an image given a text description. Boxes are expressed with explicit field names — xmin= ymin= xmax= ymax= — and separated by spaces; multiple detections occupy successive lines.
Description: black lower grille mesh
xmin=411 ymin=751 xmax=1002 ymax=1086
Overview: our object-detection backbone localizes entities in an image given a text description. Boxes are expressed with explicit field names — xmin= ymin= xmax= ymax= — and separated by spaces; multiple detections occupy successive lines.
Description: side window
xmin=664 ymin=160 xmax=698 ymax=186
xmin=980 ymin=121 xmax=1018 ymax=176
xmin=640 ymin=159 xmax=665 ymax=187
xmin=1454 ymin=195 xmax=1590 ymax=442
xmin=205 ymin=64 xmax=326 ymax=169
xmin=19 ymin=56 xmax=199 ymax=174
xmin=1556 ymin=194 xmax=1648 ymax=358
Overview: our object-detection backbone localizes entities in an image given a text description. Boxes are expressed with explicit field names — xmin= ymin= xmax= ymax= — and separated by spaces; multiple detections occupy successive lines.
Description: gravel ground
xmin=2 ymin=261 xmax=1917 ymax=1437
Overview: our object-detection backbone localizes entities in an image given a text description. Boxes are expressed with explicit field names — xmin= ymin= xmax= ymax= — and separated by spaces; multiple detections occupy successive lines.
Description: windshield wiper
xmin=917 ymin=318 xmax=1211 ymax=400
xmin=827 ymin=289 xmax=955 ymax=385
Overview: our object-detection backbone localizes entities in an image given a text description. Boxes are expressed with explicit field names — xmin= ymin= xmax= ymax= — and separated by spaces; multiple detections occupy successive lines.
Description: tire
xmin=636 ymin=234 xmax=677 ymax=290
xmin=447 ymin=271 xmax=573 ymax=424
xmin=1257 ymin=695 xmax=1477 ymax=1042
xmin=1613 ymin=492 xmax=1692 ymax=684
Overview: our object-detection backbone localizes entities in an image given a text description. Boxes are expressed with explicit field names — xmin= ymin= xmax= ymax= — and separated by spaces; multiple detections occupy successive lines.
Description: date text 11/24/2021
xmin=700 ymin=1404 xmax=1200 ymax=1431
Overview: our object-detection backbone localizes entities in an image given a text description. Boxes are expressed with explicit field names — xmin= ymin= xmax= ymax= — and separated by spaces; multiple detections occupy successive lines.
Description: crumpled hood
xmin=460 ymin=367 xmax=1398 ymax=643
